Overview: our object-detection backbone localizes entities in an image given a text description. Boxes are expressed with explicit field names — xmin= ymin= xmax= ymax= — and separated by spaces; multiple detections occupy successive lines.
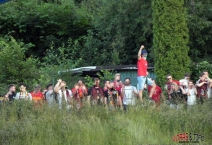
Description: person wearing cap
xmin=147 ymin=79 xmax=165 ymax=106
xmin=31 ymin=84 xmax=44 ymax=103
xmin=137 ymin=45 xmax=156 ymax=103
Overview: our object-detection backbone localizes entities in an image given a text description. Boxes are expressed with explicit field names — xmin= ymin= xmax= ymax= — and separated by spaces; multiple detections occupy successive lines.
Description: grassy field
xmin=0 ymin=100 xmax=211 ymax=145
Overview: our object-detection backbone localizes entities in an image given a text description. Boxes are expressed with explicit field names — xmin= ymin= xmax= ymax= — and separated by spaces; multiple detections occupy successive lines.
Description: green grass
xmin=0 ymin=100 xmax=211 ymax=145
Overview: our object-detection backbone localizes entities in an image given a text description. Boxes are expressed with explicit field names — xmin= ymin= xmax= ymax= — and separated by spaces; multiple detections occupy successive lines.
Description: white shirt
xmin=57 ymin=89 xmax=72 ymax=109
xmin=122 ymin=85 xmax=138 ymax=105
xmin=15 ymin=92 xmax=32 ymax=101
xmin=179 ymin=78 xmax=189 ymax=88
xmin=186 ymin=88 xmax=196 ymax=105
xmin=46 ymin=90 xmax=54 ymax=106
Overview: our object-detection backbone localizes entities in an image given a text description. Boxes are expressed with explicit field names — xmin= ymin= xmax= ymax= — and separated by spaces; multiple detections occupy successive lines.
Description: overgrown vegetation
xmin=0 ymin=100 xmax=211 ymax=144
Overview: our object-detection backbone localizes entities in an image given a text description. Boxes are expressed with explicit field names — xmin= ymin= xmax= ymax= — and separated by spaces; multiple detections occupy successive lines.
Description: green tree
xmin=0 ymin=0 xmax=91 ymax=59
xmin=0 ymin=37 xmax=39 ymax=93
xmin=185 ymin=0 xmax=212 ymax=62
xmin=152 ymin=0 xmax=190 ymax=85
xmin=80 ymin=0 xmax=153 ymax=66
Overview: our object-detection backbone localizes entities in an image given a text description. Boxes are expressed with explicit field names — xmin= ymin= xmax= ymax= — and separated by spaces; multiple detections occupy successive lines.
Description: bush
xmin=0 ymin=37 xmax=39 ymax=93
xmin=191 ymin=61 xmax=212 ymax=81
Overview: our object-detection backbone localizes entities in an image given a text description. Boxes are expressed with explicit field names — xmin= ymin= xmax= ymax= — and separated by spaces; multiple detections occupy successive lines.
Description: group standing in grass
xmin=1 ymin=45 xmax=211 ymax=110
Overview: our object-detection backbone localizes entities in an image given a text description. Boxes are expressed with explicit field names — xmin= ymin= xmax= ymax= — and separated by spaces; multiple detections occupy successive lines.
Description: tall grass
xmin=0 ymin=100 xmax=211 ymax=145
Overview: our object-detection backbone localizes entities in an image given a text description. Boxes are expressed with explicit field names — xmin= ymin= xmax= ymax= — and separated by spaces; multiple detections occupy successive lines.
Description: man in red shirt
xmin=71 ymin=80 xmax=88 ymax=108
xmin=165 ymin=74 xmax=180 ymax=100
xmin=137 ymin=45 xmax=156 ymax=103
xmin=148 ymin=79 xmax=164 ymax=106
xmin=113 ymin=73 xmax=123 ymax=108
xmin=31 ymin=84 xmax=44 ymax=103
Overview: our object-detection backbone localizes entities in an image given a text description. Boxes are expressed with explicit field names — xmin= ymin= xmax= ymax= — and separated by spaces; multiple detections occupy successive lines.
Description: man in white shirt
xmin=121 ymin=78 xmax=138 ymax=111
xmin=54 ymin=79 xmax=73 ymax=109
xmin=179 ymin=73 xmax=190 ymax=89
xmin=15 ymin=83 xmax=32 ymax=101
xmin=44 ymin=84 xmax=55 ymax=106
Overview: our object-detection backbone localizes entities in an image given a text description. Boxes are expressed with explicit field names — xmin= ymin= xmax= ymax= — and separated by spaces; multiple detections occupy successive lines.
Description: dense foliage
xmin=152 ymin=0 xmax=190 ymax=85
xmin=0 ymin=37 xmax=39 ymax=92
xmin=0 ymin=0 xmax=212 ymax=86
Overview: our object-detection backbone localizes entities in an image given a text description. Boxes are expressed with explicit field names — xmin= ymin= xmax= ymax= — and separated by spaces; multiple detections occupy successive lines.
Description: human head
xmin=34 ymin=84 xmax=41 ymax=93
xmin=109 ymin=81 xmax=114 ymax=89
xmin=141 ymin=49 xmax=147 ymax=60
xmin=46 ymin=84 xmax=53 ymax=91
xmin=124 ymin=78 xmax=131 ymax=86
xmin=19 ymin=83 xmax=27 ymax=92
xmin=188 ymin=81 xmax=194 ymax=88
xmin=199 ymin=73 xmax=206 ymax=81
xmin=77 ymin=80 xmax=83 ymax=86
xmin=94 ymin=78 xmax=100 ymax=86
xmin=203 ymin=70 xmax=209 ymax=77
xmin=151 ymin=78 xmax=155 ymax=84
xmin=184 ymin=72 xmax=190 ymax=80
xmin=114 ymin=73 xmax=121 ymax=81
xmin=166 ymin=74 xmax=173 ymax=82
xmin=104 ymin=80 xmax=110 ymax=88
xmin=8 ymin=84 xmax=16 ymax=92
xmin=171 ymin=82 xmax=178 ymax=91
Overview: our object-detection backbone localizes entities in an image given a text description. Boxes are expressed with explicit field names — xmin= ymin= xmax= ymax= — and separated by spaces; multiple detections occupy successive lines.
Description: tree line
xmin=0 ymin=0 xmax=212 ymax=90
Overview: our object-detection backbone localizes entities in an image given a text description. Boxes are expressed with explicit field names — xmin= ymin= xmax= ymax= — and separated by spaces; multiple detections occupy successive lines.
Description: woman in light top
xmin=186 ymin=81 xmax=197 ymax=108
xmin=15 ymin=83 xmax=32 ymax=101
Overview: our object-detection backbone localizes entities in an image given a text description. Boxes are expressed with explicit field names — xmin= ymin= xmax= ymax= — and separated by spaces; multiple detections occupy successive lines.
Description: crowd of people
xmin=1 ymin=74 xmax=141 ymax=111
xmin=0 ymin=45 xmax=211 ymax=111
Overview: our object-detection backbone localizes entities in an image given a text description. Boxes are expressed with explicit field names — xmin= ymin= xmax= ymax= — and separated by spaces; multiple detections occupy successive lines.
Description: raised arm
xmin=82 ymin=84 xmax=88 ymax=96
xmin=133 ymin=87 xmax=139 ymax=97
xmin=4 ymin=92 xmax=10 ymax=101
xmin=160 ymin=92 xmax=165 ymax=102
xmin=196 ymin=81 xmax=206 ymax=87
xmin=205 ymin=75 xmax=212 ymax=83
xmin=72 ymin=84 xmax=78 ymax=96
xmin=138 ymin=45 xmax=144 ymax=60
xmin=54 ymin=79 xmax=62 ymax=93
xmin=179 ymin=86 xmax=186 ymax=94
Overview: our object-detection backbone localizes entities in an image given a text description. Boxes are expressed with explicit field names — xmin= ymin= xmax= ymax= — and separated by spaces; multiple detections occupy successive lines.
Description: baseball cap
xmin=141 ymin=49 xmax=147 ymax=55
